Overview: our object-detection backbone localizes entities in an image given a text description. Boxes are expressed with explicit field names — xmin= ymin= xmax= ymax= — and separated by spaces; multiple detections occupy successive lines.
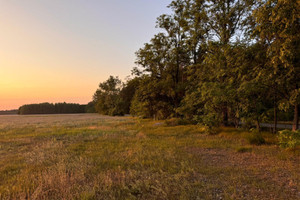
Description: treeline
xmin=93 ymin=0 xmax=299 ymax=131
xmin=18 ymin=102 xmax=95 ymax=115
xmin=0 ymin=110 xmax=18 ymax=115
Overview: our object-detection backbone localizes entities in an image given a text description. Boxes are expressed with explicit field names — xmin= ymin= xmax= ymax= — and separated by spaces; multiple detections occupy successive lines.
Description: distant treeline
xmin=0 ymin=110 xmax=18 ymax=115
xmin=18 ymin=102 xmax=96 ymax=115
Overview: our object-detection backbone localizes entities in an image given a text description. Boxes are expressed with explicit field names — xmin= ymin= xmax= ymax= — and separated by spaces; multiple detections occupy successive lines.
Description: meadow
xmin=0 ymin=114 xmax=299 ymax=199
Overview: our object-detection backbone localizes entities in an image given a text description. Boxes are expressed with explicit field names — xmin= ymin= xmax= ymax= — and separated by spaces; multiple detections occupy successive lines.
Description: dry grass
xmin=0 ymin=114 xmax=299 ymax=199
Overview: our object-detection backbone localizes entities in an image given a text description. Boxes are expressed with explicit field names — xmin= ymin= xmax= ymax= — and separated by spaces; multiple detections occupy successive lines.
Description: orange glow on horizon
xmin=0 ymin=0 xmax=168 ymax=110
xmin=0 ymin=3 xmax=109 ymax=110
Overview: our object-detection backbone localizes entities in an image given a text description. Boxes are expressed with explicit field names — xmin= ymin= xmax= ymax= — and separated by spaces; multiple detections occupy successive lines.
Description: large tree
xmin=128 ymin=0 xmax=298 ymax=130
xmin=253 ymin=0 xmax=300 ymax=130
xmin=203 ymin=0 xmax=253 ymax=126
xmin=133 ymin=0 xmax=196 ymax=119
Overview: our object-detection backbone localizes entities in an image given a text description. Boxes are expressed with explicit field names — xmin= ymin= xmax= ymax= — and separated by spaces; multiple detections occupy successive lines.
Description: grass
xmin=0 ymin=114 xmax=299 ymax=199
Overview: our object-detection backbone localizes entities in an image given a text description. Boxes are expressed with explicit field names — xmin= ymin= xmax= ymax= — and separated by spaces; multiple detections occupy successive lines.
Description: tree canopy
xmin=18 ymin=103 xmax=86 ymax=115
xmin=93 ymin=0 xmax=299 ymax=131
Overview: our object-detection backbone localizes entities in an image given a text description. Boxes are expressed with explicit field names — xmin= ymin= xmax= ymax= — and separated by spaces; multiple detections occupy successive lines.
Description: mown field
xmin=0 ymin=114 xmax=299 ymax=200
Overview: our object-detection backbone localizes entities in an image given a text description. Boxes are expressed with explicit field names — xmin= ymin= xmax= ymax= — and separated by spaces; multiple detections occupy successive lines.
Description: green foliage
xmin=194 ymin=112 xmax=222 ymax=128
xmin=202 ymin=126 xmax=220 ymax=135
xmin=236 ymin=146 xmax=252 ymax=153
xmin=93 ymin=76 xmax=125 ymax=116
xmin=95 ymin=0 xmax=299 ymax=128
xmin=164 ymin=118 xmax=192 ymax=127
xmin=278 ymin=130 xmax=300 ymax=149
xmin=247 ymin=131 xmax=266 ymax=145
xmin=18 ymin=102 xmax=86 ymax=115
xmin=130 ymin=76 xmax=174 ymax=119
xmin=85 ymin=101 xmax=96 ymax=113
xmin=253 ymin=0 xmax=300 ymax=129
xmin=120 ymin=77 xmax=141 ymax=114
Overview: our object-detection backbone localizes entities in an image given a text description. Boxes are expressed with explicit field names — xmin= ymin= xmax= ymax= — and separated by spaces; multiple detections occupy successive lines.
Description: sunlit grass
xmin=0 ymin=114 xmax=299 ymax=199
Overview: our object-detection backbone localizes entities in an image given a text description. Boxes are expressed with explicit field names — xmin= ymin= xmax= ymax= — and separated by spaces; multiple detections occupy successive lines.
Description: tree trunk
xmin=292 ymin=102 xmax=299 ymax=131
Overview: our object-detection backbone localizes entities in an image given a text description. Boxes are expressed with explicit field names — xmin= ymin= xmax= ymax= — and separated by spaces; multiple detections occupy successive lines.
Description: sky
xmin=0 ymin=0 xmax=172 ymax=110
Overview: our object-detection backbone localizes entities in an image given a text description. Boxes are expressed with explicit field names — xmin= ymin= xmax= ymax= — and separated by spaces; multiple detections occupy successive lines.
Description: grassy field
xmin=0 ymin=114 xmax=299 ymax=199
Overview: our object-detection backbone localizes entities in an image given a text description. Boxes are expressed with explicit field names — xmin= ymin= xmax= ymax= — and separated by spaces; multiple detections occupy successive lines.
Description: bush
xmin=236 ymin=146 xmax=252 ymax=153
xmin=164 ymin=118 xmax=192 ymax=126
xmin=278 ymin=130 xmax=300 ymax=149
xmin=203 ymin=126 xmax=220 ymax=135
xmin=247 ymin=131 xmax=265 ymax=145
xmin=194 ymin=112 xmax=221 ymax=128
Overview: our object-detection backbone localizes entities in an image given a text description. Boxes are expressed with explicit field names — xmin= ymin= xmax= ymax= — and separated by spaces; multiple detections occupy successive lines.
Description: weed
xmin=247 ymin=131 xmax=266 ymax=145
xmin=278 ymin=130 xmax=300 ymax=149
xmin=164 ymin=118 xmax=193 ymax=126
xmin=235 ymin=146 xmax=252 ymax=153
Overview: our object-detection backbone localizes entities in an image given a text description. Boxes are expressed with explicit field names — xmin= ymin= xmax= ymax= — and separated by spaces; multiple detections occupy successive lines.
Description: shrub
xmin=247 ymin=131 xmax=265 ymax=145
xmin=164 ymin=118 xmax=192 ymax=126
xmin=194 ymin=112 xmax=221 ymax=128
xmin=201 ymin=126 xmax=220 ymax=135
xmin=236 ymin=146 xmax=252 ymax=153
xmin=278 ymin=130 xmax=300 ymax=149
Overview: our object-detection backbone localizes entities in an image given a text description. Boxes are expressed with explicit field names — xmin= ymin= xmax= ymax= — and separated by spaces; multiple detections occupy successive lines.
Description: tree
xmin=202 ymin=0 xmax=254 ymax=126
xmin=85 ymin=101 xmax=96 ymax=113
xmin=93 ymin=76 xmax=125 ymax=116
xmin=133 ymin=0 xmax=208 ymax=119
xmin=253 ymin=0 xmax=300 ymax=131
xmin=130 ymin=75 xmax=173 ymax=119
xmin=120 ymin=77 xmax=141 ymax=114
xmin=127 ymin=0 xmax=298 ymax=131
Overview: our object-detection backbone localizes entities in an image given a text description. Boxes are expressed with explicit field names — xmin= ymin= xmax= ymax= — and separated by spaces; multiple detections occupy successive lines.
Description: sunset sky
xmin=0 ymin=0 xmax=172 ymax=110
